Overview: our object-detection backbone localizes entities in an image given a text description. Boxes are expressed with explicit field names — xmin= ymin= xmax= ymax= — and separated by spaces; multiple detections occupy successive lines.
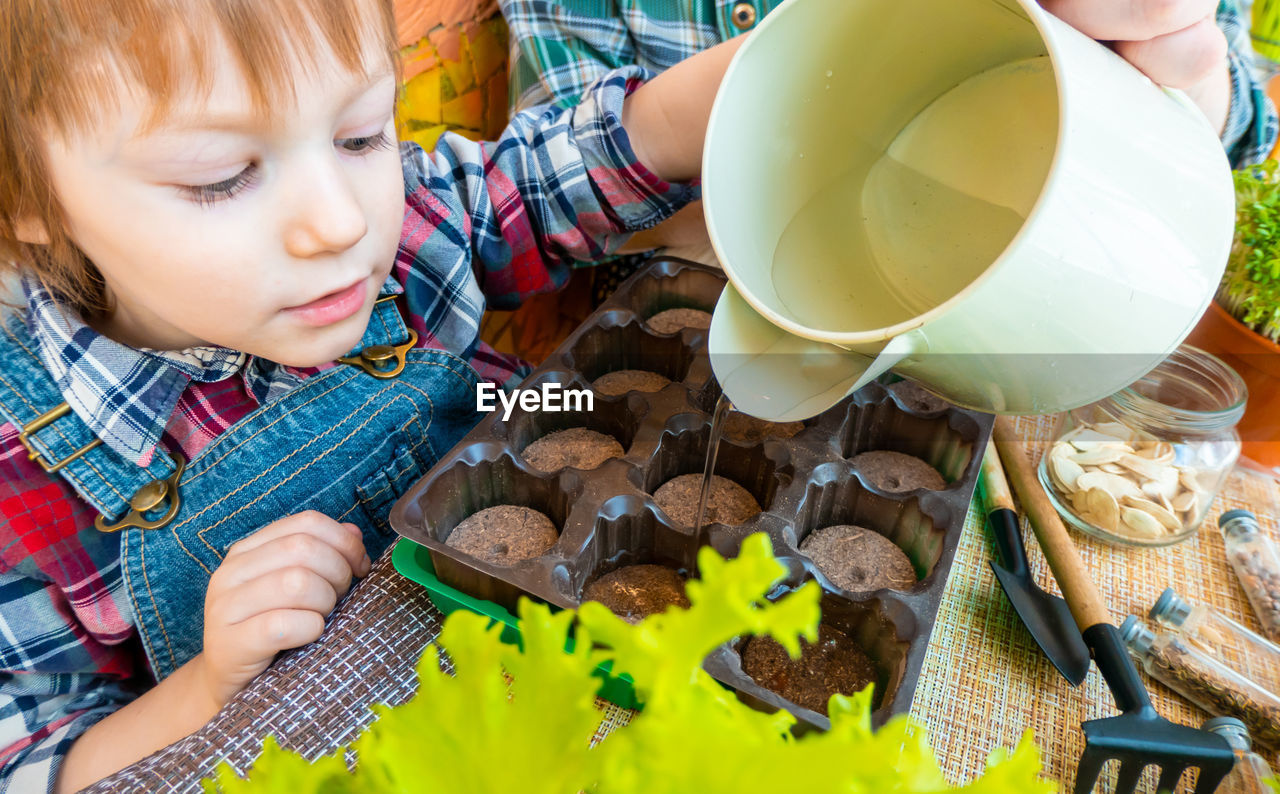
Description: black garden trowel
xmin=980 ymin=437 xmax=1090 ymax=686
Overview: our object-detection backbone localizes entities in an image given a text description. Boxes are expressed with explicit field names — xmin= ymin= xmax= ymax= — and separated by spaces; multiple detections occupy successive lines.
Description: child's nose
xmin=282 ymin=161 xmax=368 ymax=258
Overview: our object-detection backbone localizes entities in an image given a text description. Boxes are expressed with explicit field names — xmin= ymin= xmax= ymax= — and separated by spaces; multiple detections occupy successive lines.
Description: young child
xmin=0 ymin=1 xmax=740 ymax=790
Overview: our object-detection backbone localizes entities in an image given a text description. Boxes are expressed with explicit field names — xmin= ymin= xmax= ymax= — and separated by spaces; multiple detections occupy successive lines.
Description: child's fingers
xmin=224 ymin=511 xmax=369 ymax=576
xmin=228 ymin=609 xmax=327 ymax=659
xmin=1112 ymin=15 xmax=1226 ymax=89
xmin=1040 ymin=0 xmax=1217 ymax=41
xmin=211 ymin=566 xmax=340 ymax=626
xmin=216 ymin=531 xmax=365 ymax=595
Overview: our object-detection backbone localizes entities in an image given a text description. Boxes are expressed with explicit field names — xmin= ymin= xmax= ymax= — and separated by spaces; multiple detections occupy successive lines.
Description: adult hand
xmin=199 ymin=511 xmax=371 ymax=706
xmin=1041 ymin=0 xmax=1230 ymax=132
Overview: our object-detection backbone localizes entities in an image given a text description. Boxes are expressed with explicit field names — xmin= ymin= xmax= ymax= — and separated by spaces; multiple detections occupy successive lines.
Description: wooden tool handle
xmin=992 ymin=416 xmax=1111 ymax=631
xmin=980 ymin=437 xmax=1015 ymax=512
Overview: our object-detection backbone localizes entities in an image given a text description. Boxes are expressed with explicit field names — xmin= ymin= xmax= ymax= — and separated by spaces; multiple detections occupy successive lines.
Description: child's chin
xmin=269 ymin=326 xmax=369 ymax=368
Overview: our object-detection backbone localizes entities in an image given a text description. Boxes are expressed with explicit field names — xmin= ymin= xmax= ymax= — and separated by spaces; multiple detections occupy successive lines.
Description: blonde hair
xmin=0 ymin=0 xmax=399 ymax=314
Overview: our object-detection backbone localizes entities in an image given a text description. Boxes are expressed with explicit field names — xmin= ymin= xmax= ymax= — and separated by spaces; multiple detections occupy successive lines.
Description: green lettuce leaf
xmin=204 ymin=534 xmax=1055 ymax=794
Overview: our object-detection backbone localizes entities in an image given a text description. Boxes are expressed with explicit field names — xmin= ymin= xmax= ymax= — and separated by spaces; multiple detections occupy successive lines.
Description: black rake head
xmin=1075 ymin=710 xmax=1236 ymax=794
xmin=1075 ymin=624 xmax=1236 ymax=794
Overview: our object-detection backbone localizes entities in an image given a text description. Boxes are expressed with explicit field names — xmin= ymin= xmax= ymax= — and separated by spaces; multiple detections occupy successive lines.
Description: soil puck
xmin=888 ymin=380 xmax=951 ymax=413
xmin=722 ymin=412 xmax=805 ymax=444
xmin=582 ymin=564 xmax=690 ymax=623
xmin=653 ymin=473 xmax=762 ymax=527
xmin=800 ymin=525 xmax=916 ymax=592
xmin=741 ymin=624 xmax=877 ymax=714
xmin=522 ymin=427 xmax=623 ymax=473
xmin=851 ymin=450 xmax=946 ymax=493
xmin=445 ymin=505 xmax=558 ymax=566
xmin=646 ymin=308 xmax=712 ymax=334
xmin=592 ymin=369 xmax=671 ymax=397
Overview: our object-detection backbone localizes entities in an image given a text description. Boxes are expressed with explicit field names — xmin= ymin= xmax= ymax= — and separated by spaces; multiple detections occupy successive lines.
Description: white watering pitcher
xmin=703 ymin=0 xmax=1235 ymax=422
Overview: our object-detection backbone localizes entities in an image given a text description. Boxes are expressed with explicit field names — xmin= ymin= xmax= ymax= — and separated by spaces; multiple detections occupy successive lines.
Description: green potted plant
xmin=1188 ymin=160 xmax=1280 ymax=474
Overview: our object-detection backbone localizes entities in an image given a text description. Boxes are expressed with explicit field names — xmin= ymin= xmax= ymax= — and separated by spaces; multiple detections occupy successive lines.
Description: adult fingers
xmin=1113 ymin=15 xmax=1227 ymax=89
xmin=210 ymin=566 xmax=339 ymax=626
xmin=216 ymin=531 xmax=364 ymax=597
xmin=225 ymin=511 xmax=369 ymax=576
xmin=1039 ymin=0 xmax=1217 ymax=42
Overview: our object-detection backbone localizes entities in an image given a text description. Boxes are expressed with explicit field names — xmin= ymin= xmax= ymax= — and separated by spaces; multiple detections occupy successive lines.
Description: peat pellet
xmin=522 ymin=427 xmax=623 ymax=473
xmin=583 ymin=564 xmax=690 ymax=623
xmin=653 ymin=473 xmax=761 ymax=527
xmin=592 ymin=369 xmax=670 ymax=397
xmin=646 ymin=308 xmax=712 ymax=334
xmin=888 ymin=380 xmax=951 ymax=413
xmin=741 ymin=625 xmax=877 ymax=714
xmin=852 ymin=450 xmax=946 ymax=493
xmin=722 ymin=411 xmax=805 ymax=444
xmin=800 ymin=525 xmax=916 ymax=592
xmin=445 ymin=505 xmax=558 ymax=566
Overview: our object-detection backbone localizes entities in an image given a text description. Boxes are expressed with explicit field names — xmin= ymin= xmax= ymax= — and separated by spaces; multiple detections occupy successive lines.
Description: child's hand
xmin=198 ymin=511 xmax=372 ymax=707
xmin=1042 ymin=0 xmax=1229 ymax=131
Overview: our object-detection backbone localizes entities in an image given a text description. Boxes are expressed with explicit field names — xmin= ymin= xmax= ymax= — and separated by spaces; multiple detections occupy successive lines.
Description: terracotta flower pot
xmin=1186 ymin=301 xmax=1280 ymax=472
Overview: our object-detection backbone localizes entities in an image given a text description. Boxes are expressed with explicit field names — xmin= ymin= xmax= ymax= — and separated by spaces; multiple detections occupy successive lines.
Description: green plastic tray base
xmin=391 ymin=538 xmax=641 ymax=710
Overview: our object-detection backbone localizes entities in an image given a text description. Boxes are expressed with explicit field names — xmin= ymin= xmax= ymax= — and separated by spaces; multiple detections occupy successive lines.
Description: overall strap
xmin=0 ymin=313 xmax=178 ymax=523
xmin=0 ymin=295 xmax=410 ymax=526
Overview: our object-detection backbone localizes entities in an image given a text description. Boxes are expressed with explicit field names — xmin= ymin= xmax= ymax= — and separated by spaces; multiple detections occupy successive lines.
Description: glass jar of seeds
xmin=1120 ymin=616 xmax=1280 ymax=747
xmin=1038 ymin=345 xmax=1246 ymax=546
xmin=1148 ymin=587 xmax=1280 ymax=694
xmin=1222 ymin=510 xmax=1280 ymax=644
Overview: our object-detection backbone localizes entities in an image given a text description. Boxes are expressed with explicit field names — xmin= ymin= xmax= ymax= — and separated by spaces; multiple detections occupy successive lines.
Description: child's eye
xmin=337 ymin=130 xmax=394 ymax=154
xmin=181 ymin=165 xmax=259 ymax=207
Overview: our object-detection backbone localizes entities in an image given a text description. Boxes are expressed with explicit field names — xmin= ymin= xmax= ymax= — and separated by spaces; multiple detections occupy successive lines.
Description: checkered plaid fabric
xmin=503 ymin=0 xmax=1279 ymax=167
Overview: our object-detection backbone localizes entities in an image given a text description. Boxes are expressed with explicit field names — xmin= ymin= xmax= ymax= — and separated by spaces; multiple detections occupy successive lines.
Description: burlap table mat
xmin=84 ymin=416 xmax=1280 ymax=793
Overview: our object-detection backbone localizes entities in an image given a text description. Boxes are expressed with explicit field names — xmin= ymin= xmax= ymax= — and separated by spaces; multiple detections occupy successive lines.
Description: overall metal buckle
xmin=337 ymin=299 xmax=418 ymax=380
xmin=94 ymin=452 xmax=186 ymax=533
xmin=17 ymin=403 xmax=103 ymax=473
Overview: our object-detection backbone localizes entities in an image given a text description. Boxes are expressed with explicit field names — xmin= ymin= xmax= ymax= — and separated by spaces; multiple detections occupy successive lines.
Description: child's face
xmin=41 ymin=33 xmax=404 ymax=367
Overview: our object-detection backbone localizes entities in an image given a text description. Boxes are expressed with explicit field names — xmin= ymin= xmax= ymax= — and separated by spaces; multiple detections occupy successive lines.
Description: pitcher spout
xmin=708 ymin=285 xmax=924 ymax=421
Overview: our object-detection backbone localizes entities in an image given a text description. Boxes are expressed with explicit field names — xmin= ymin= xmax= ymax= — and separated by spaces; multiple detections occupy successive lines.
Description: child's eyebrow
xmin=161 ymin=68 xmax=396 ymax=135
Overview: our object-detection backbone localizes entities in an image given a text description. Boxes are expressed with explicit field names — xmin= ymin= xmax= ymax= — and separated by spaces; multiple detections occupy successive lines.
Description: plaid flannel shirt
xmin=0 ymin=68 xmax=695 ymax=792
xmin=502 ymin=0 xmax=1280 ymax=168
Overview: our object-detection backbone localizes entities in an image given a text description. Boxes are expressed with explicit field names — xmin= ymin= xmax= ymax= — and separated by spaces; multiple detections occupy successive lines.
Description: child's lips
xmin=284 ymin=278 xmax=368 ymax=327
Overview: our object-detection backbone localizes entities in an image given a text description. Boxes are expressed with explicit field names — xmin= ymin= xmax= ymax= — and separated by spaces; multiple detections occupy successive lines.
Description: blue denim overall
xmin=0 ymin=297 xmax=481 ymax=680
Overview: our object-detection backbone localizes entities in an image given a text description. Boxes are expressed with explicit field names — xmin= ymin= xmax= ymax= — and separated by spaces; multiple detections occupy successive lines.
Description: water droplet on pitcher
xmin=825 ymin=70 xmax=833 ymax=77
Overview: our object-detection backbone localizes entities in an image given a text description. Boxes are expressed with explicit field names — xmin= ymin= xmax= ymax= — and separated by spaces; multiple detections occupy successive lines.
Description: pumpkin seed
xmin=1092 ymin=422 xmax=1134 ymax=442
xmin=1077 ymin=471 xmax=1142 ymax=501
xmin=1117 ymin=453 xmax=1168 ymax=482
xmin=1121 ymin=495 xmax=1182 ymax=531
xmin=1119 ymin=507 xmax=1166 ymax=538
xmin=1179 ymin=468 xmax=1205 ymax=494
xmin=1050 ymin=456 xmax=1085 ymax=493
xmin=1172 ymin=490 xmax=1199 ymax=515
xmin=1085 ymin=487 xmax=1121 ymax=533
xmin=1069 ymin=447 xmax=1125 ymax=466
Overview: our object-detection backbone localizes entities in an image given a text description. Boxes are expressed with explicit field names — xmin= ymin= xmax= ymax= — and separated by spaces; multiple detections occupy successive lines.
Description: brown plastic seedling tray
xmin=389 ymin=256 xmax=993 ymax=730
